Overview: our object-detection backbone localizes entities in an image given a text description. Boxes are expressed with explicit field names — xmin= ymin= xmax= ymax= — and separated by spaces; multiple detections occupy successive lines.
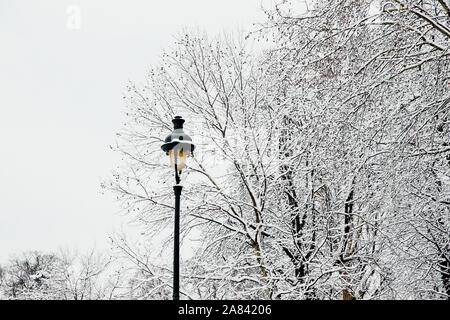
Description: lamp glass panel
xmin=176 ymin=149 xmax=187 ymax=170
xmin=168 ymin=148 xmax=187 ymax=170
xmin=169 ymin=149 xmax=175 ymax=167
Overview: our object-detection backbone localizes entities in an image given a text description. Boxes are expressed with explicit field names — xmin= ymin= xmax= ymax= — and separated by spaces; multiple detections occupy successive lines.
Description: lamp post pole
xmin=173 ymin=183 xmax=182 ymax=301
xmin=161 ymin=116 xmax=195 ymax=301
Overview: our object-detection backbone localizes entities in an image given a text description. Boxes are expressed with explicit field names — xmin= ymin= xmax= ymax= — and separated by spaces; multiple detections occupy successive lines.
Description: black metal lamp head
xmin=161 ymin=116 xmax=195 ymax=171
xmin=172 ymin=116 xmax=185 ymax=130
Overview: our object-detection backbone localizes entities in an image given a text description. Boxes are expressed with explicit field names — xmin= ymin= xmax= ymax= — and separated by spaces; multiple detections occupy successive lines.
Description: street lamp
xmin=161 ymin=116 xmax=195 ymax=300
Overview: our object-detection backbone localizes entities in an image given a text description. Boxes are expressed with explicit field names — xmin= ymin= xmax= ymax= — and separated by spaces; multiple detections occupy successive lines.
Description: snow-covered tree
xmin=0 ymin=250 xmax=125 ymax=300
xmin=260 ymin=0 xmax=449 ymax=299
xmin=107 ymin=0 xmax=448 ymax=300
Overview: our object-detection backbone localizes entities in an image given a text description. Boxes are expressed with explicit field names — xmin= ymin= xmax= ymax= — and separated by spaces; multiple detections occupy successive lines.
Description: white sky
xmin=0 ymin=0 xmax=271 ymax=263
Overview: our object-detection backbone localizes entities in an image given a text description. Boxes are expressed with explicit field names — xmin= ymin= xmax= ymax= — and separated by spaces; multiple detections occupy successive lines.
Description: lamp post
xmin=161 ymin=116 xmax=195 ymax=300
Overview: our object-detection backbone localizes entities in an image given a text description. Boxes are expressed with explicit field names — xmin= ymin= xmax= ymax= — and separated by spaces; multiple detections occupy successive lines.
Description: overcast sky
xmin=0 ymin=0 xmax=271 ymax=263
